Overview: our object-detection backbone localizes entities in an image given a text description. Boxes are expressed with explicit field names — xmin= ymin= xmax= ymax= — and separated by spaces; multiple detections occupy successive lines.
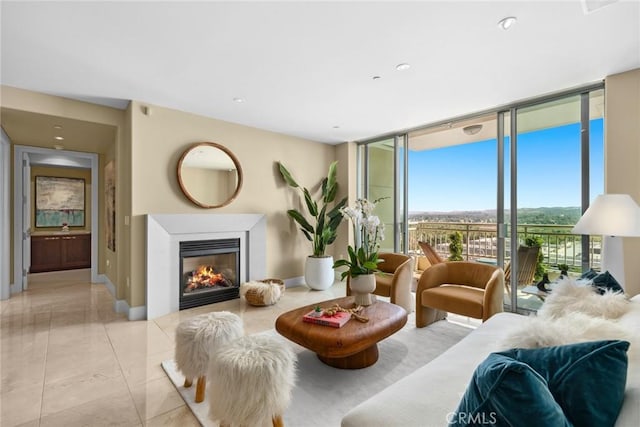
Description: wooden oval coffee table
xmin=275 ymin=296 xmax=407 ymax=369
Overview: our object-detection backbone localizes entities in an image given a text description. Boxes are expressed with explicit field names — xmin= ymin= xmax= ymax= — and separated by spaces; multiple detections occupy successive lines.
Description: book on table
xmin=302 ymin=310 xmax=351 ymax=328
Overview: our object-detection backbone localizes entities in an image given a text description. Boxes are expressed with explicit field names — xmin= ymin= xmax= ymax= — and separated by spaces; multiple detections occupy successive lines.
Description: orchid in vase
xmin=333 ymin=198 xmax=386 ymax=280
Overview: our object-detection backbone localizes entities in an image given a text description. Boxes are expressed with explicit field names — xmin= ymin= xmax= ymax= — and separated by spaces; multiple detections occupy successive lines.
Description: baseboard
xmin=113 ymin=297 xmax=147 ymax=321
xmin=128 ymin=305 xmax=147 ymax=321
xmin=284 ymin=271 xmax=342 ymax=288
xmin=114 ymin=299 xmax=129 ymax=314
xmin=284 ymin=276 xmax=305 ymax=288
xmin=97 ymin=274 xmax=116 ymax=297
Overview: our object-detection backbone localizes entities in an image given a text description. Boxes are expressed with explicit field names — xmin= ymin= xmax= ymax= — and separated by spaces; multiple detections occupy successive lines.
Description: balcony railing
xmin=408 ymin=221 xmax=601 ymax=272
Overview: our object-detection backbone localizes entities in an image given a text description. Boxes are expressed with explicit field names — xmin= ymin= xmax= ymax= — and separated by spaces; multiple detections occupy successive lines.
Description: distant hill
xmin=409 ymin=206 xmax=581 ymax=225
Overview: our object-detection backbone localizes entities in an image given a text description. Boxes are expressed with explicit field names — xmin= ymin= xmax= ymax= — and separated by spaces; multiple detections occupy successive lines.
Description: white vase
xmin=349 ymin=273 xmax=376 ymax=306
xmin=305 ymin=256 xmax=335 ymax=290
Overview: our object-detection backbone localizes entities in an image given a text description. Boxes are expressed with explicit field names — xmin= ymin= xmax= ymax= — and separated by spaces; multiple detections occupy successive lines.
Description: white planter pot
xmin=349 ymin=273 xmax=376 ymax=306
xmin=305 ymin=256 xmax=335 ymax=290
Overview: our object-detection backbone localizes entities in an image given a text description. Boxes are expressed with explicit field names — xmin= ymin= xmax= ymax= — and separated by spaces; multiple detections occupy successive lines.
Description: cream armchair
xmin=415 ymin=261 xmax=504 ymax=327
xmin=347 ymin=252 xmax=414 ymax=313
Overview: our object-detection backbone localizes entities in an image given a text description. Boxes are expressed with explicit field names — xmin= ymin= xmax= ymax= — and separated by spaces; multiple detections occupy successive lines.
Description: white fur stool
xmin=174 ymin=311 xmax=243 ymax=403
xmin=208 ymin=335 xmax=297 ymax=427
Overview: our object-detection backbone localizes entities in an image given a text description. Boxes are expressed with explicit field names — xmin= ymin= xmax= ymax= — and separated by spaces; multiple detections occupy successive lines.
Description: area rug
xmin=162 ymin=315 xmax=472 ymax=427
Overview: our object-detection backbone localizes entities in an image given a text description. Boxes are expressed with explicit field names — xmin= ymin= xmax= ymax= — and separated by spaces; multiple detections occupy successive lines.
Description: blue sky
xmin=407 ymin=119 xmax=604 ymax=212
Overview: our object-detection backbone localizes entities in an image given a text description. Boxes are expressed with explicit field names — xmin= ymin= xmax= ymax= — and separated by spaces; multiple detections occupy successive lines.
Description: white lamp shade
xmin=572 ymin=194 xmax=640 ymax=237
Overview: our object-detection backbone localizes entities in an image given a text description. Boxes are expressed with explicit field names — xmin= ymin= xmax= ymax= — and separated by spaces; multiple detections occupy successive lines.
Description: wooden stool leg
xmin=195 ymin=375 xmax=206 ymax=403
xmin=183 ymin=377 xmax=193 ymax=388
xmin=272 ymin=414 xmax=284 ymax=427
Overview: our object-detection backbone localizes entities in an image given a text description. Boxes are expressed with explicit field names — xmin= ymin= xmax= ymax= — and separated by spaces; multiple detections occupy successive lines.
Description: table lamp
xmin=571 ymin=193 xmax=640 ymax=289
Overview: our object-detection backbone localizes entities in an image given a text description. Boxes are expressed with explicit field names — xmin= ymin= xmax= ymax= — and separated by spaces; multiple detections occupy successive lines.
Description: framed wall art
xmin=35 ymin=176 xmax=85 ymax=227
xmin=105 ymin=161 xmax=116 ymax=251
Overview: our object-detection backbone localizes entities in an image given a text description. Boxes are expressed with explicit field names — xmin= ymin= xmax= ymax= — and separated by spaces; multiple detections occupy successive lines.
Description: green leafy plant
xmin=333 ymin=198 xmax=385 ymax=280
xmin=278 ymin=161 xmax=347 ymax=257
xmin=448 ymin=231 xmax=464 ymax=261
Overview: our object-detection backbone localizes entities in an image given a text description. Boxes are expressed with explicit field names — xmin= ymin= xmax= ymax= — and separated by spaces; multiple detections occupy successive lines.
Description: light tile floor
xmin=0 ymin=269 xmax=481 ymax=426
xmin=0 ymin=269 xmax=347 ymax=426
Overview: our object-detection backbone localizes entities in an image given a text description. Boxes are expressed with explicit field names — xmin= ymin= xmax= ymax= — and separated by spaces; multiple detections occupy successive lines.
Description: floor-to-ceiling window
xmin=406 ymin=114 xmax=497 ymax=263
xmin=358 ymin=84 xmax=604 ymax=312
xmin=501 ymin=88 xmax=604 ymax=312
xmin=358 ymin=136 xmax=407 ymax=253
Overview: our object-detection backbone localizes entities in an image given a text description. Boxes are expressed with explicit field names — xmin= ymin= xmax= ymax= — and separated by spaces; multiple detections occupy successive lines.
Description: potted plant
xmin=278 ymin=161 xmax=347 ymax=290
xmin=333 ymin=198 xmax=385 ymax=305
xmin=448 ymin=231 xmax=464 ymax=261
xmin=558 ymin=263 xmax=569 ymax=277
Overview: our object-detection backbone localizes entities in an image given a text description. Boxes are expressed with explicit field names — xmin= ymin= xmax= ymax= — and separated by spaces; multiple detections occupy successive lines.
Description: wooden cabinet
xmin=30 ymin=233 xmax=91 ymax=273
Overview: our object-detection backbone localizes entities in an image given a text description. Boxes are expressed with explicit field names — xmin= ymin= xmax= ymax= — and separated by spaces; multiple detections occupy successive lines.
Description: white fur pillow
xmin=500 ymin=312 xmax=633 ymax=351
xmin=537 ymin=277 xmax=629 ymax=320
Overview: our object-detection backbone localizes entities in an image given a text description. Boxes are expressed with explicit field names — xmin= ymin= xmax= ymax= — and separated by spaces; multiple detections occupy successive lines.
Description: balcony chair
xmin=413 ymin=241 xmax=446 ymax=291
xmin=347 ymin=252 xmax=414 ymax=313
xmin=415 ymin=261 xmax=504 ymax=327
xmin=418 ymin=241 xmax=445 ymax=265
xmin=503 ymin=245 xmax=540 ymax=294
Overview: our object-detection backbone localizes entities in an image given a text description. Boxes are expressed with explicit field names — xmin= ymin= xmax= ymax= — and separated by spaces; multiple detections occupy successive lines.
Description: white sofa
xmin=341 ymin=295 xmax=640 ymax=427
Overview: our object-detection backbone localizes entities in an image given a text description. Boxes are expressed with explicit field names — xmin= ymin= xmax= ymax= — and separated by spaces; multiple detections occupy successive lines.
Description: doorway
xmin=11 ymin=145 xmax=99 ymax=294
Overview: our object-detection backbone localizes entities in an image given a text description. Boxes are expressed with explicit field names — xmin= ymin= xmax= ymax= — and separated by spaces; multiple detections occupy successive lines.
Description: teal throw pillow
xmin=591 ymin=270 xmax=624 ymax=295
xmin=451 ymin=340 xmax=629 ymax=427
xmin=500 ymin=340 xmax=629 ymax=427
xmin=580 ymin=269 xmax=598 ymax=280
xmin=449 ymin=353 xmax=570 ymax=427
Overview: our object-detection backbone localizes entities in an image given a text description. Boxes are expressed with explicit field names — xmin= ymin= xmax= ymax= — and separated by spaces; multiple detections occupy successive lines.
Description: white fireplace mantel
xmin=146 ymin=213 xmax=266 ymax=319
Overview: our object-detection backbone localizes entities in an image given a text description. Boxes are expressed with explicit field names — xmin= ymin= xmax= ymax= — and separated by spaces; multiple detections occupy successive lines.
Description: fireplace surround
xmin=146 ymin=213 xmax=266 ymax=319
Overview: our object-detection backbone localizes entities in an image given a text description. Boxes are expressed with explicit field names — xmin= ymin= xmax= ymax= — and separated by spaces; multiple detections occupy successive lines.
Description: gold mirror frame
xmin=177 ymin=142 xmax=243 ymax=208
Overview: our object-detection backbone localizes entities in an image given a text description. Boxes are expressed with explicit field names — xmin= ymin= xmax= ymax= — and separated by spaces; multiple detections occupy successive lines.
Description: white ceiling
xmin=1 ymin=1 xmax=639 ymax=145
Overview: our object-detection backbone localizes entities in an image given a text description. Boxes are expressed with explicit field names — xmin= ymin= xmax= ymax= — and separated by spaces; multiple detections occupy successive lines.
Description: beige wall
xmin=605 ymin=68 xmax=640 ymax=297
xmin=333 ymin=141 xmax=358 ymax=276
xmin=127 ymin=101 xmax=339 ymax=307
xmin=118 ymin=104 xmax=132 ymax=304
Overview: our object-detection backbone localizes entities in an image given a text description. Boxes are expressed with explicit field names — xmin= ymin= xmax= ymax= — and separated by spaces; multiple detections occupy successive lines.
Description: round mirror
xmin=177 ymin=142 xmax=243 ymax=208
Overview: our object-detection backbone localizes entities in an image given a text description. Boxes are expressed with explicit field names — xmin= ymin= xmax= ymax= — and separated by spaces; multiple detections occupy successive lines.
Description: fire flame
xmin=186 ymin=265 xmax=226 ymax=291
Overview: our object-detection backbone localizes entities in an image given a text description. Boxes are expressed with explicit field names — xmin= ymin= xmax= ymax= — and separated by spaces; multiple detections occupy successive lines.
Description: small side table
xmin=521 ymin=282 xmax=556 ymax=301
xmin=521 ymin=285 xmax=549 ymax=300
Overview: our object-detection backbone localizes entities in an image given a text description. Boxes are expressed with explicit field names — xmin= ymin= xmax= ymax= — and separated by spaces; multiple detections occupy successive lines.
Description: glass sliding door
xmin=406 ymin=115 xmax=498 ymax=263
xmin=359 ymin=136 xmax=407 ymax=253
xmin=501 ymin=89 xmax=604 ymax=312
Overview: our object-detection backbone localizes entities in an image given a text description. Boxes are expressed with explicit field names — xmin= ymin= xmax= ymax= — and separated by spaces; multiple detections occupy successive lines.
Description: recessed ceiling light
xmin=372 ymin=75 xmax=381 ymax=80
xmin=54 ymin=136 xmax=64 ymax=141
xmin=582 ymin=0 xmax=619 ymax=14
xmin=53 ymin=125 xmax=62 ymax=130
xmin=233 ymin=97 xmax=244 ymax=103
xmin=333 ymin=125 xmax=340 ymax=129
xmin=395 ymin=63 xmax=410 ymax=71
xmin=53 ymin=144 xmax=64 ymax=150
xmin=498 ymin=16 xmax=517 ymax=30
